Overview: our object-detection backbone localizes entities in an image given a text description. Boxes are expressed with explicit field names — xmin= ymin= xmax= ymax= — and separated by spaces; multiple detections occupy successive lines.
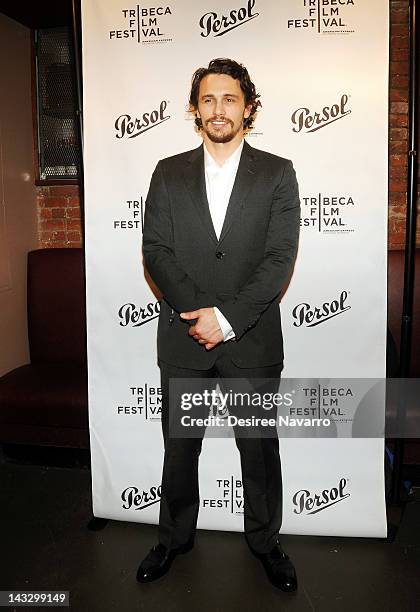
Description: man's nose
xmin=214 ymin=99 xmax=226 ymax=116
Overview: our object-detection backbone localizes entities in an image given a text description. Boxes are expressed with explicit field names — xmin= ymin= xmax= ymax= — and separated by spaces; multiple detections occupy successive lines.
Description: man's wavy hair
xmin=189 ymin=58 xmax=261 ymax=131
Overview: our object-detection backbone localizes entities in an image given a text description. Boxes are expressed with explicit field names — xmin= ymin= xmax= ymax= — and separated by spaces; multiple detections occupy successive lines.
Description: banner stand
xmin=80 ymin=0 xmax=389 ymax=538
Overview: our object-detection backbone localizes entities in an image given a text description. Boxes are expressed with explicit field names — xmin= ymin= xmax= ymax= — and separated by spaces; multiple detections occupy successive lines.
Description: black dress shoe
xmin=251 ymin=545 xmax=298 ymax=592
xmin=136 ymin=541 xmax=193 ymax=583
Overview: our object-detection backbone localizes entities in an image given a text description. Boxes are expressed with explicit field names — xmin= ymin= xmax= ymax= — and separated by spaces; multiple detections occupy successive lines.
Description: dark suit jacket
xmin=142 ymin=140 xmax=300 ymax=370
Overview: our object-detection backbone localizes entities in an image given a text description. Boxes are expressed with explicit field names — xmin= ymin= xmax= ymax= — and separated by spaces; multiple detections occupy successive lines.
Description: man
xmin=138 ymin=58 xmax=300 ymax=591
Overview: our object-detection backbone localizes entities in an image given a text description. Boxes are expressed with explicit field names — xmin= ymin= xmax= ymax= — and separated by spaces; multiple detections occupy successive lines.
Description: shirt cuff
xmin=214 ymin=307 xmax=236 ymax=342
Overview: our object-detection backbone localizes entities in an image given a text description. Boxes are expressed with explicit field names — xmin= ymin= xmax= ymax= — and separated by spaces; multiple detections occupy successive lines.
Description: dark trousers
xmin=157 ymin=349 xmax=283 ymax=554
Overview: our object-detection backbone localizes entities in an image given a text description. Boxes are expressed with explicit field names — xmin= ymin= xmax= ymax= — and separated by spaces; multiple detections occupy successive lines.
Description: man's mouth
xmin=208 ymin=119 xmax=232 ymax=127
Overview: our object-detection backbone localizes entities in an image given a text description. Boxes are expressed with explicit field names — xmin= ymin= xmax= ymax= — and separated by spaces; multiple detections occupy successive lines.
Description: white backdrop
xmin=81 ymin=0 xmax=389 ymax=537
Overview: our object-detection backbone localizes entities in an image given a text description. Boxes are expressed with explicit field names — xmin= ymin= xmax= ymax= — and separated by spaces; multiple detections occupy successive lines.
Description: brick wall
xmin=37 ymin=185 xmax=82 ymax=247
xmin=36 ymin=0 xmax=419 ymax=250
xmin=388 ymin=0 xmax=419 ymax=249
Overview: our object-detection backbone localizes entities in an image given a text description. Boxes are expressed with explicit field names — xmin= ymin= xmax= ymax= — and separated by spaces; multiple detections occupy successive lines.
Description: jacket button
xmin=216 ymin=251 xmax=225 ymax=259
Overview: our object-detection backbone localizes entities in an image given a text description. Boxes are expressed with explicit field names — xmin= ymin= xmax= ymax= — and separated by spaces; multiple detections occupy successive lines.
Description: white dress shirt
xmin=204 ymin=140 xmax=244 ymax=342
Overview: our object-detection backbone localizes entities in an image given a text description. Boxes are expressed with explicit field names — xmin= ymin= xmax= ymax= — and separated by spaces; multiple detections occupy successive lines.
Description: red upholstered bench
xmin=387 ymin=248 xmax=420 ymax=467
xmin=387 ymin=249 xmax=420 ymax=379
xmin=0 ymin=248 xmax=89 ymax=449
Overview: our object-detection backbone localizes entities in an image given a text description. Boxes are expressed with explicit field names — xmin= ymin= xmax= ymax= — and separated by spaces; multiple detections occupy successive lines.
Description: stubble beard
xmin=202 ymin=118 xmax=243 ymax=144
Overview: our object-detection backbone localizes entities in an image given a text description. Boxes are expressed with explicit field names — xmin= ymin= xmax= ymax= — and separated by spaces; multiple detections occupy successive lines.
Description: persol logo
xmin=292 ymin=291 xmax=351 ymax=327
xmin=121 ymin=485 xmax=161 ymax=510
xmin=119 ymin=301 xmax=160 ymax=327
xmin=115 ymin=101 xmax=170 ymax=138
xmin=199 ymin=0 xmax=259 ymax=38
xmin=291 ymin=94 xmax=351 ymax=133
xmin=293 ymin=478 xmax=350 ymax=515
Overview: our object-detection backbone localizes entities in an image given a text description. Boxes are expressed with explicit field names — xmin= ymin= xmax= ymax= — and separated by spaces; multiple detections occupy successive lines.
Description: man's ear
xmin=244 ymin=104 xmax=252 ymax=119
xmin=188 ymin=103 xmax=199 ymax=118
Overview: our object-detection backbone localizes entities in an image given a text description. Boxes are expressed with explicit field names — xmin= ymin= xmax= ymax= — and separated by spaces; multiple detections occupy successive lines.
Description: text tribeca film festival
xmin=107 ymin=1 xmax=357 ymax=44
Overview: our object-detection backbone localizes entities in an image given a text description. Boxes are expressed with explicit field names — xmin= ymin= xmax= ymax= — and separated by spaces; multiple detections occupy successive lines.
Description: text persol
xmin=121 ymin=485 xmax=162 ymax=510
xmin=293 ymin=478 xmax=350 ymax=515
xmin=115 ymin=101 xmax=170 ymax=139
xmin=292 ymin=94 xmax=351 ymax=133
xmin=292 ymin=290 xmax=350 ymax=327
xmin=199 ymin=0 xmax=259 ymax=37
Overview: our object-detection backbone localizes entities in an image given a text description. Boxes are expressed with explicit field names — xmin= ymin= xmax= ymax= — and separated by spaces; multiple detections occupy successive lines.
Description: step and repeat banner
xmin=81 ymin=0 xmax=389 ymax=537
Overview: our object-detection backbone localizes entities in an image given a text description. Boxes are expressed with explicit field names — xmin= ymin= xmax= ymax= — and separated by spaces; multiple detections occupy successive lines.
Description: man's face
xmin=196 ymin=73 xmax=251 ymax=144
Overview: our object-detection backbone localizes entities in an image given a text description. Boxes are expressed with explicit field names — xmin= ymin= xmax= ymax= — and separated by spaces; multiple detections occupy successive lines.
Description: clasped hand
xmin=180 ymin=307 xmax=223 ymax=350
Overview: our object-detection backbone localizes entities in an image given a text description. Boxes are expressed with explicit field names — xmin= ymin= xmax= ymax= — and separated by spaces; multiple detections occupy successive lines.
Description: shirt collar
xmin=204 ymin=139 xmax=244 ymax=171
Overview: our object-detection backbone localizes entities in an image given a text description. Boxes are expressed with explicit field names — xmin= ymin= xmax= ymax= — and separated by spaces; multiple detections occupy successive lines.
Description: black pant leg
xmin=158 ymin=359 xmax=215 ymax=550
xmin=214 ymin=352 xmax=283 ymax=553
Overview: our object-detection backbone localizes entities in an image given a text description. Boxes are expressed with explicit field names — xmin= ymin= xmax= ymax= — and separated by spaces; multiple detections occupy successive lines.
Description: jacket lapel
xmin=218 ymin=140 xmax=256 ymax=244
xmin=183 ymin=145 xmax=218 ymax=244
xmin=182 ymin=140 xmax=257 ymax=246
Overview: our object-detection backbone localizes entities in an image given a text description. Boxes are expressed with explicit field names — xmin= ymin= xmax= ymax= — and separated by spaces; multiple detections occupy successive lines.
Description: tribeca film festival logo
xmin=287 ymin=384 xmax=354 ymax=423
xmin=115 ymin=101 xmax=170 ymax=139
xmin=301 ymin=193 xmax=355 ymax=234
xmin=118 ymin=301 xmax=160 ymax=327
xmin=291 ymin=94 xmax=351 ymax=134
xmin=203 ymin=477 xmax=244 ymax=514
xmin=287 ymin=0 xmax=355 ymax=35
xmin=121 ymin=484 xmax=162 ymax=510
xmin=113 ymin=197 xmax=145 ymax=231
xmin=109 ymin=5 xmax=173 ymax=44
xmin=292 ymin=478 xmax=350 ymax=515
xmin=292 ymin=290 xmax=351 ymax=327
xmin=199 ymin=0 xmax=259 ymax=37
xmin=117 ymin=384 xmax=162 ymax=420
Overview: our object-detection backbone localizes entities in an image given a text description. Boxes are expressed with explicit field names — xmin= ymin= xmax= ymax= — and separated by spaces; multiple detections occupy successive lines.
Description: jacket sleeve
xmin=142 ymin=161 xmax=215 ymax=313
xmin=217 ymin=160 xmax=300 ymax=340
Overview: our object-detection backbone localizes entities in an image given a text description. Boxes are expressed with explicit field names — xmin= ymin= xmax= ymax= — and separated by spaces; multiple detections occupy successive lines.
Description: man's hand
xmin=180 ymin=307 xmax=223 ymax=350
